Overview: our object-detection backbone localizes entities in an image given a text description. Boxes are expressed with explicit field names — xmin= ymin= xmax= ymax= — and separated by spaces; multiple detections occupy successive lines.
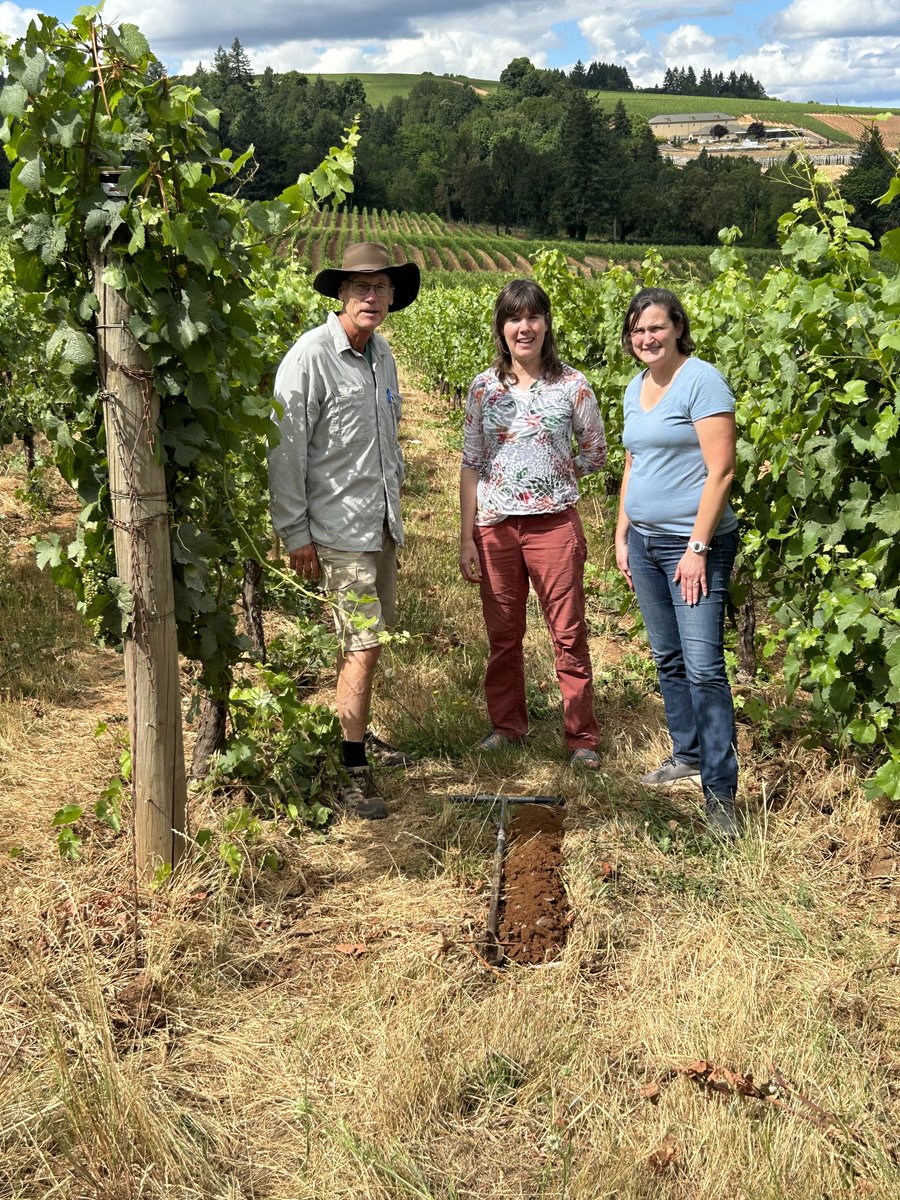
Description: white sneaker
xmin=639 ymin=757 xmax=701 ymax=787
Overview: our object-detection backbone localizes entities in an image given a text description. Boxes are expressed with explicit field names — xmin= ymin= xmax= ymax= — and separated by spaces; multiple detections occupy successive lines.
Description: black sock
xmin=341 ymin=739 xmax=368 ymax=768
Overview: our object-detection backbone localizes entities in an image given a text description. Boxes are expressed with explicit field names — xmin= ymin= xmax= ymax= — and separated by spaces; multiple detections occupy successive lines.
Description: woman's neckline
xmin=506 ymin=369 xmax=541 ymax=392
xmin=638 ymin=355 xmax=689 ymax=412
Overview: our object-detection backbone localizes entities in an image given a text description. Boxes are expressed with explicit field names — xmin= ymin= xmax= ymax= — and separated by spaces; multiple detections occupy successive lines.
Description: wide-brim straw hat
xmin=313 ymin=241 xmax=420 ymax=311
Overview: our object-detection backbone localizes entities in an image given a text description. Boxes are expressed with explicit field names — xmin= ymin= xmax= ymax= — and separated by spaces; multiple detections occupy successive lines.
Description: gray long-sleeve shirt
xmin=268 ymin=312 xmax=405 ymax=552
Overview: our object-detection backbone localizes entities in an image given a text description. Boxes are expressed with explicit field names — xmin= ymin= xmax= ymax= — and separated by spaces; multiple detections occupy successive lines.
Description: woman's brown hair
xmin=492 ymin=279 xmax=564 ymax=386
xmin=621 ymin=287 xmax=696 ymax=361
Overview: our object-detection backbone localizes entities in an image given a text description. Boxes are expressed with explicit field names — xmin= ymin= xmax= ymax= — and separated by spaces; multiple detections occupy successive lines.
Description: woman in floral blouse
xmin=459 ymin=279 xmax=607 ymax=767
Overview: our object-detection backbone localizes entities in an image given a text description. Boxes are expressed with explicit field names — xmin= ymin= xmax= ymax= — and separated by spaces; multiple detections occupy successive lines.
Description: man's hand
xmin=289 ymin=543 xmax=321 ymax=582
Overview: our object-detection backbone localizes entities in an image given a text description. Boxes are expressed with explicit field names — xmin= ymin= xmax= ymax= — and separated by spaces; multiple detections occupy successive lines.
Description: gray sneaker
xmin=338 ymin=766 xmax=388 ymax=820
xmin=705 ymin=796 xmax=739 ymax=839
xmin=640 ymin=757 xmax=702 ymax=787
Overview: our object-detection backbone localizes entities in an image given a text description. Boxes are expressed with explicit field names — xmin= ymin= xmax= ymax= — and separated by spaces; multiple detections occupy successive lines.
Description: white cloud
xmin=661 ymin=23 xmax=718 ymax=61
xmin=0 ymin=2 xmax=40 ymax=40
xmin=776 ymin=1 xmax=900 ymax=40
xmin=578 ymin=5 xmax=900 ymax=105
xmin=156 ymin=1 xmax=561 ymax=77
xmin=736 ymin=37 xmax=900 ymax=105
xmin=577 ymin=14 xmax=665 ymax=88
xmin=171 ymin=24 xmax=553 ymax=80
xmin=578 ymin=13 xmax=645 ymax=57
xmin=125 ymin=0 xmax=511 ymax=52
xmin=577 ymin=10 xmax=741 ymax=90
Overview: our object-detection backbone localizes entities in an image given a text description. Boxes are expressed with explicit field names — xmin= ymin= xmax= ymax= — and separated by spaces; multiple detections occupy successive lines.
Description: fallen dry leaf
xmin=685 ymin=1059 xmax=715 ymax=1078
xmin=430 ymin=932 xmax=453 ymax=960
xmin=675 ymin=1059 xmax=769 ymax=1100
xmin=334 ymin=943 xmax=367 ymax=957
xmin=707 ymin=1065 xmax=767 ymax=1098
xmin=647 ymin=1133 xmax=680 ymax=1173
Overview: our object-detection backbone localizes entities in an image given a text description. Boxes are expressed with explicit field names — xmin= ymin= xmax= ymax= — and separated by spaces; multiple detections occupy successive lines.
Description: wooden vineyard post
xmin=91 ymin=245 xmax=187 ymax=875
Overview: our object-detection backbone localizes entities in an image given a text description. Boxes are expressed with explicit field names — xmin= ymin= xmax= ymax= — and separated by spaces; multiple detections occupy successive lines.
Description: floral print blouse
xmin=461 ymin=364 xmax=607 ymax=526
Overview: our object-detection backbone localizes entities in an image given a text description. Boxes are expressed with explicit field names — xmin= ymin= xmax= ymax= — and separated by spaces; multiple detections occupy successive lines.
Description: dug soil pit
xmin=497 ymin=804 xmax=569 ymax=965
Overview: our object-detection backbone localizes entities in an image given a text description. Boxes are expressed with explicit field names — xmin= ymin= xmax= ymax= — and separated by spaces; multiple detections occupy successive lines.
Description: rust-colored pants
xmin=473 ymin=507 xmax=599 ymax=750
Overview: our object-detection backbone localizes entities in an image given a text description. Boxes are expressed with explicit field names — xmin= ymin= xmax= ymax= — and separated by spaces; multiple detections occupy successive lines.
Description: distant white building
xmin=649 ymin=112 xmax=829 ymax=147
xmin=648 ymin=112 xmax=739 ymax=140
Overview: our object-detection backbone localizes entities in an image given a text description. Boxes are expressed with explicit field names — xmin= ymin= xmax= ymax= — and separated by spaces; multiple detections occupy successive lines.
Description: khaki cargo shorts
xmin=316 ymin=536 xmax=397 ymax=652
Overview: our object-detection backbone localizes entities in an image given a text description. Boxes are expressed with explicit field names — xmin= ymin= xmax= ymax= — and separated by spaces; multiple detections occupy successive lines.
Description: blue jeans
xmin=627 ymin=527 xmax=738 ymax=802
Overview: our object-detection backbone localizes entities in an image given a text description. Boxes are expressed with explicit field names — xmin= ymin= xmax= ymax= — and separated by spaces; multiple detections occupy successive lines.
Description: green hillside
xmin=589 ymin=91 xmax=898 ymax=145
xmin=312 ymin=73 xmax=895 ymax=146
xmin=316 ymin=72 xmax=497 ymax=107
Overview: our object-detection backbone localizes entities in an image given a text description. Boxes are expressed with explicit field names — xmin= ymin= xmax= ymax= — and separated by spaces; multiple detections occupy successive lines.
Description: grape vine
xmin=393 ymin=173 xmax=900 ymax=798
xmin=0 ymin=9 xmax=355 ymax=698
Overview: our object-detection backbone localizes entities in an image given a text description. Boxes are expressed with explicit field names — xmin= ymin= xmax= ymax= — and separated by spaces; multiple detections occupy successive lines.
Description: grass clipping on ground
xmin=2 ymin=381 xmax=900 ymax=1199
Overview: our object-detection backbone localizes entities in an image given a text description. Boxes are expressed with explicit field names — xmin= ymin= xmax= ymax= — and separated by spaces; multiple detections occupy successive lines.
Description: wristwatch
xmin=688 ymin=539 xmax=710 ymax=554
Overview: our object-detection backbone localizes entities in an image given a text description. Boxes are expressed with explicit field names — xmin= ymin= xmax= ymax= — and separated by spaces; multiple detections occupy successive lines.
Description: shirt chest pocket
xmin=332 ymin=386 xmax=377 ymax=446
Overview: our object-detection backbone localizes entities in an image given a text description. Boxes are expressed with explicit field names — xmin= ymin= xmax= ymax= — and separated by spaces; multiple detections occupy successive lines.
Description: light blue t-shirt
xmin=622 ymin=356 xmax=738 ymax=538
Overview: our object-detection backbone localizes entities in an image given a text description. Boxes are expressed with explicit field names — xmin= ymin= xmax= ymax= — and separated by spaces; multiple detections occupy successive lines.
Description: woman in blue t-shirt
xmin=615 ymin=287 xmax=740 ymax=837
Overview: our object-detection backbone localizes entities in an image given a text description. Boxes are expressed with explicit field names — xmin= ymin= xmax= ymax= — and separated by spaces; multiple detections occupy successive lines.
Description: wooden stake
xmin=91 ymin=245 xmax=187 ymax=875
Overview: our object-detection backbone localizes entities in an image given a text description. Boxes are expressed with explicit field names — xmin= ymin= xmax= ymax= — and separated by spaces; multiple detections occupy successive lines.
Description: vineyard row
xmin=390 ymin=209 xmax=900 ymax=798
xmin=286 ymin=206 xmax=779 ymax=283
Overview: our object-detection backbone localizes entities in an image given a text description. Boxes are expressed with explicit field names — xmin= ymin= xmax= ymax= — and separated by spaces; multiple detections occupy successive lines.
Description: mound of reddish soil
xmin=498 ymin=804 xmax=568 ymax=965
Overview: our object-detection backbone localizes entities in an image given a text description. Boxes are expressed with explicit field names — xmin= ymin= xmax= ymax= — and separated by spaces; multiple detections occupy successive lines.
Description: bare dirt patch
xmin=498 ymin=804 xmax=568 ymax=964
xmin=812 ymin=112 xmax=900 ymax=149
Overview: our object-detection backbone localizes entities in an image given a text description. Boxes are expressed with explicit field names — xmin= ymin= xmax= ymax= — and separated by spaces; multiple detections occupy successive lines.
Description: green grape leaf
xmin=47 ymin=324 xmax=95 ymax=366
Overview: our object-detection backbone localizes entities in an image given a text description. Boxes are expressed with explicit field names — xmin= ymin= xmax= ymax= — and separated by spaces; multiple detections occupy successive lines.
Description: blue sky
xmin=3 ymin=1 xmax=899 ymax=106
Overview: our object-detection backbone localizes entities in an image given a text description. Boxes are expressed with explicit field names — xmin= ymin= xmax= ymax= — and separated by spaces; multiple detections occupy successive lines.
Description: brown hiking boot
xmin=365 ymin=731 xmax=414 ymax=768
xmin=338 ymin=766 xmax=388 ymax=820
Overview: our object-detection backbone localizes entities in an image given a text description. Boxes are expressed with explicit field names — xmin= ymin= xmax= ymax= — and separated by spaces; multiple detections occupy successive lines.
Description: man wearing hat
xmin=268 ymin=243 xmax=420 ymax=819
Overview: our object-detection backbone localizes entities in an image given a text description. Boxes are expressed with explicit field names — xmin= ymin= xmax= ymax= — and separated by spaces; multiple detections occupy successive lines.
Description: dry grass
xmin=2 ymin=388 xmax=900 ymax=1200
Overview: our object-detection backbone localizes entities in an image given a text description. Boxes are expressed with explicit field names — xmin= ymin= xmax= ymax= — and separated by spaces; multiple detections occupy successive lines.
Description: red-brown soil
xmin=497 ymin=804 xmax=569 ymax=965
xmin=812 ymin=112 xmax=900 ymax=149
